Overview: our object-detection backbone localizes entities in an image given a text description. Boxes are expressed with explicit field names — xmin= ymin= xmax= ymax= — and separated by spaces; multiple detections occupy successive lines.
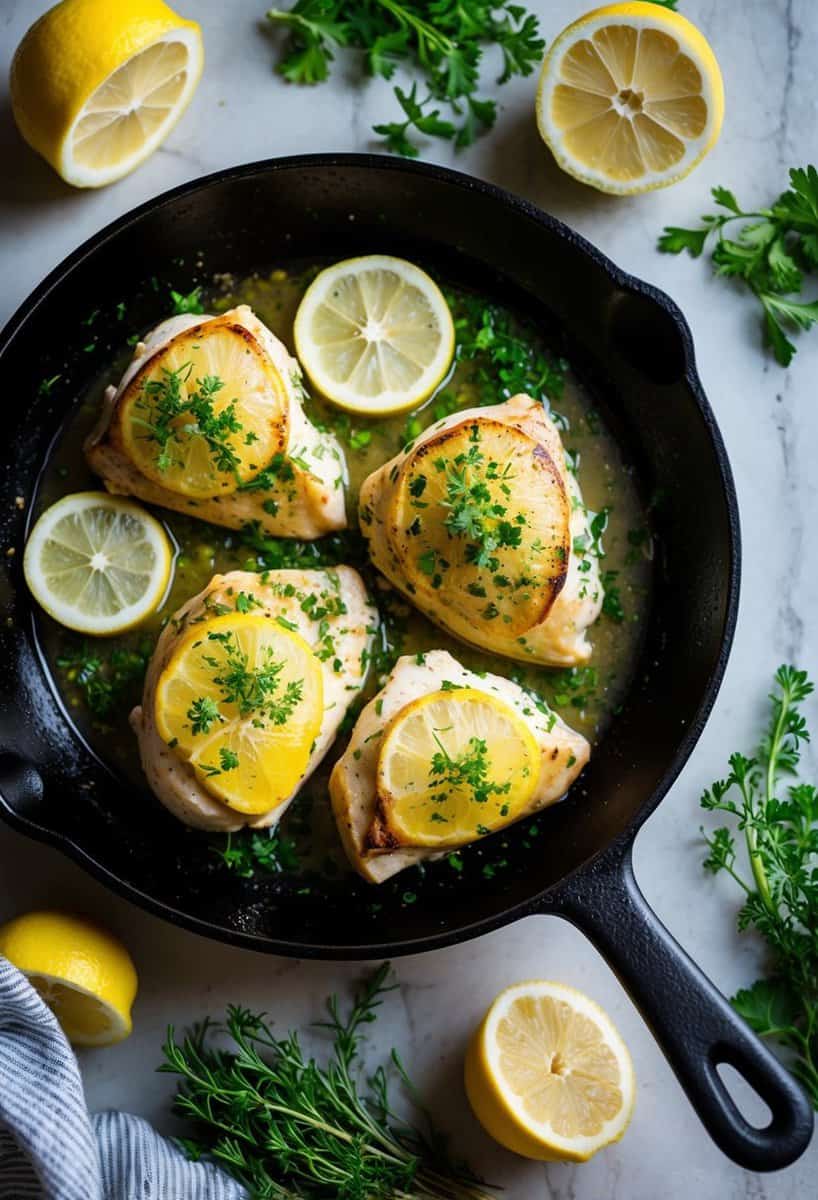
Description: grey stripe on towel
xmin=0 ymin=957 xmax=245 ymax=1200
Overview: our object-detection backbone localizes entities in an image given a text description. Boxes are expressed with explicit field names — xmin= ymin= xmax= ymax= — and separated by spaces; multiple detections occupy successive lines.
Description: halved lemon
xmin=390 ymin=418 xmax=570 ymax=638
xmin=465 ymin=980 xmax=636 ymax=1161
xmin=536 ymin=2 xmax=724 ymax=195
xmin=10 ymin=0 xmax=203 ymax=188
xmin=155 ymin=613 xmax=323 ymax=815
xmin=375 ymin=688 xmax=540 ymax=847
xmin=0 ymin=911 xmax=137 ymax=1046
xmin=23 ymin=492 xmax=172 ymax=635
xmin=294 ymin=255 xmax=455 ymax=416
xmin=114 ymin=317 xmax=289 ymax=499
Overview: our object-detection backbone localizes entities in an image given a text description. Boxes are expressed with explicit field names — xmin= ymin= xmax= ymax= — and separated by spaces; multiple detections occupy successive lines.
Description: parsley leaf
xmin=169 ymin=286 xmax=205 ymax=315
xmin=700 ymin=665 xmax=818 ymax=1105
xmin=659 ymin=166 xmax=818 ymax=364
xmin=265 ymin=0 xmax=543 ymax=155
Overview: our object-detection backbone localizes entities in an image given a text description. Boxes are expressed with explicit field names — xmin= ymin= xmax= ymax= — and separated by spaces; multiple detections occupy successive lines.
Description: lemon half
xmin=294 ymin=255 xmax=455 ymax=416
xmin=24 ymin=492 xmax=172 ymax=635
xmin=536 ymin=2 xmax=724 ymax=195
xmin=155 ymin=613 xmax=324 ymax=815
xmin=465 ymin=980 xmax=636 ymax=1162
xmin=11 ymin=0 xmax=203 ymax=188
xmin=375 ymin=688 xmax=540 ymax=847
xmin=0 ymin=911 xmax=137 ymax=1046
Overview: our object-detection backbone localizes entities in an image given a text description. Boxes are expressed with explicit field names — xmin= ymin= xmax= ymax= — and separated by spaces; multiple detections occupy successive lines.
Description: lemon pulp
xmin=465 ymin=981 xmax=636 ymax=1162
xmin=537 ymin=2 xmax=724 ymax=194
xmin=375 ymin=688 xmax=540 ymax=847
xmin=294 ymin=255 xmax=455 ymax=415
xmin=23 ymin=492 xmax=172 ymax=635
xmin=155 ymin=613 xmax=324 ymax=815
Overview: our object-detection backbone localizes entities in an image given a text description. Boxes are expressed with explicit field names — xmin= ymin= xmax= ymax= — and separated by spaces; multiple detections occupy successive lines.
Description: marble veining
xmin=1 ymin=2 xmax=817 ymax=1197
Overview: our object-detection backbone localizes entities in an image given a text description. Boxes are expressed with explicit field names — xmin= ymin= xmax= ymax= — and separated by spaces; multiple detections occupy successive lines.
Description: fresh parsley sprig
xmin=161 ymin=964 xmax=494 ymax=1198
xmin=701 ymin=665 xmax=818 ymax=1104
xmin=659 ymin=166 xmax=818 ymax=365
xmin=265 ymin=0 xmax=544 ymax=155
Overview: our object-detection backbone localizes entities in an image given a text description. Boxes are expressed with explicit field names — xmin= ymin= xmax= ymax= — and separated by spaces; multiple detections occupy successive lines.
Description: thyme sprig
xmin=701 ymin=665 xmax=818 ymax=1104
xmin=161 ymin=964 xmax=494 ymax=1198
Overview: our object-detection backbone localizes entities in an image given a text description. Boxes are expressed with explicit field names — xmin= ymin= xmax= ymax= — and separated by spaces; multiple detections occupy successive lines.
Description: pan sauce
xmin=35 ymin=263 xmax=652 ymax=870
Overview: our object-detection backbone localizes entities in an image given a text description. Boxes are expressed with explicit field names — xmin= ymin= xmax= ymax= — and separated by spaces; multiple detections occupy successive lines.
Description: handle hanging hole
xmin=716 ymin=1061 xmax=774 ymax=1130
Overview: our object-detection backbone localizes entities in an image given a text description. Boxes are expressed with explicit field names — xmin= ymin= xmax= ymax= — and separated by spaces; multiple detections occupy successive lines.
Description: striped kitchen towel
xmin=0 ymin=957 xmax=245 ymax=1200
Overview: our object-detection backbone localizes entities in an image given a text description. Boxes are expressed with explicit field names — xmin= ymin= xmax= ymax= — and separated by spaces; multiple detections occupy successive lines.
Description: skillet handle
xmin=547 ymin=837 xmax=813 ymax=1171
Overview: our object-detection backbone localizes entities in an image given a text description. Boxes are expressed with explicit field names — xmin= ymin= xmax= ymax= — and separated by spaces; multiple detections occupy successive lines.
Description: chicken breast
xmin=359 ymin=395 xmax=603 ymax=666
xmin=132 ymin=568 xmax=377 ymax=831
xmin=330 ymin=649 xmax=590 ymax=883
xmin=86 ymin=306 xmax=347 ymax=539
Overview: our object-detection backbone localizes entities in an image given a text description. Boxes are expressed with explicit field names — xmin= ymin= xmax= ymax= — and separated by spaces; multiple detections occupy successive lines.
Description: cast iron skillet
xmin=0 ymin=156 xmax=812 ymax=1169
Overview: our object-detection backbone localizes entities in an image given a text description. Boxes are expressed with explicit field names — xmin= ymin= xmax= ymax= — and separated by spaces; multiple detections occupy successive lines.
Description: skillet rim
xmin=0 ymin=153 xmax=741 ymax=958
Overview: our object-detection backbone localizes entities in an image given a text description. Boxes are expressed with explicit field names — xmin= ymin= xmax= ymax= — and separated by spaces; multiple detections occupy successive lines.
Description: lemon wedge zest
xmin=0 ymin=911 xmax=137 ymax=1046
xmin=155 ymin=613 xmax=324 ymax=816
xmin=10 ymin=0 xmax=203 ymax=189
xmin=375 ymin=687 xmax=540 ymax=847
xmin=294 ymin=255 xmax=455 ymax=416
xmin=536 ymin=2 xmax=724 ymax=195
xmin=23 ymin=491 xmax=172 ymax=635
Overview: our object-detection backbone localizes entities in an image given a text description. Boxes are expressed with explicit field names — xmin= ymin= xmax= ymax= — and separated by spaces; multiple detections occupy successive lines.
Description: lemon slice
xmin=155 ymin=613 xmax=323 ymax=815
xmin=114 ymin=317 xmax=289 ymax=499
xmin=465 ymin=981 xmax=636 ymax=1162
xmin=24 ymin=492 xmax=172 ymax=635
xmin=374 ymin=688 xmax=540 ymax=848
xmin=293 ymin=255 xmax=455 ymax=416
xmin=390 ymin=418 xmax=570 ymax=638
xmin=0 ymin=911 xmax=138 ymax=1046
xmin=536 ymin=2 xmax=724 ymax=195
xmin=11 ymin=0 xmax=203 ymax=188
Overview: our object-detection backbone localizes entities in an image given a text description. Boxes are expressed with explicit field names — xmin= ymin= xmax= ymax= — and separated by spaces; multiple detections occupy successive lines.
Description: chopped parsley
xmin=212 ymin=829 xmax=299 ymax=877
xmin=169 ymin=286 xmax=205 ymax=315
xmin=134 ymin=365 xmax=245 ymax=482
xmin=56 ymin=640 xmax=151 ymax=720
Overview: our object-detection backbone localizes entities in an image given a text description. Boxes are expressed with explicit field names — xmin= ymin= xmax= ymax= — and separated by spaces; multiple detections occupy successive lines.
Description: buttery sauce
xmin=35 ymin=263 xmax=652 ymax=877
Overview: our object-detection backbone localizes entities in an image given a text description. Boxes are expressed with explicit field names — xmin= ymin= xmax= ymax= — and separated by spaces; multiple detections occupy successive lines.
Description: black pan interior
xmin=0 ymin=156 xmax=738 ymax=955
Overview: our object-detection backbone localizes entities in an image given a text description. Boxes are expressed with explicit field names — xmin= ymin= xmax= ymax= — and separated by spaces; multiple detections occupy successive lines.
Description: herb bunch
xmin=659 ymin=166 xmax=818 ymax=365
xmin=265 ymin=0 xmax=544 ymax=156
xmin=701 ymin=665 xmax=818 ymax=1103
xmin=162 ymin=964 xmax=493 ymax=1199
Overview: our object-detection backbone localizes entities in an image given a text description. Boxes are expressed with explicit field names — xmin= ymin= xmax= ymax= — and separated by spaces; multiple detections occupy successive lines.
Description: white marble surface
xmin=1 ymin=0 xmax=817 ymax=1195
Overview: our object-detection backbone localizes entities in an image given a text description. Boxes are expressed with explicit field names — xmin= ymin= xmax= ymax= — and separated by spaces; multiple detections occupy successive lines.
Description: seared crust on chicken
xmin=330 ymin=649 xmax=589 ymax=883
xmin=359 ymin=395 xmax=603 ymax=667
xmin=131 ymin=568 xmax=377 ymax=831
xmin=86 ymin=306 xmax=347 ymax=539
